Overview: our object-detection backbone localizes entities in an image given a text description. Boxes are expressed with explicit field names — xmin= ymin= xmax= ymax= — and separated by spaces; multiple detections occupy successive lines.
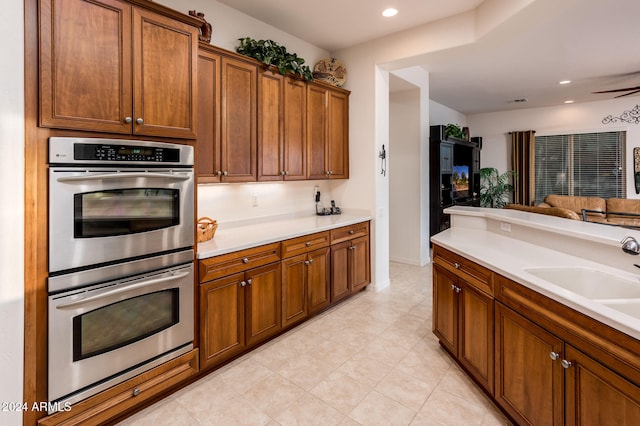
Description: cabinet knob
xmin=216 ymin=171 xmax=222 ymax=177
xmin=284 ymin=171 xmax=289 ymax=175
xmin=454 ymin=262 xmax=461 ymax=269
xmin=305 ymin=242 xmax=312 ymax=247
xmin=348 ymin=246 xmax=355 ymax=251
xmin=326 ymin=171 xmax=330 ymax=175
xmin=549 ymin=351 xmax=560 ymax=361
xmin=281 ymin=171 xmax=286 ymax=176
xmin=349 ymin=230 xmax=355 ymax=235
xmin=124 ymin=116 xmax=133 ymax=123
xmin=223 ymin=171 xmax=228 ymax=176
xmin=451 ymin=284 xmax=456 ymax=291
xmin=246 ymin=278 xmax=252 ymax=285
xmin=242 ymin=257 xmax=249 ymax=264
xmin=305 ymin=260 xmax=310 ymax=265
xmin=136 ymin=118 xmax=144 ymax=124
xmin=308 ymin=258 xmax=314 ymax=264
xmin=561 ymin=359 xmax=573 ymax=369
xmin=455 ymin=286 xmax=461 ymax=293
xmin=132 ymin=388 xmax=140 ymax=397
xmin=240 ymin=281 xmax=247 ymax=287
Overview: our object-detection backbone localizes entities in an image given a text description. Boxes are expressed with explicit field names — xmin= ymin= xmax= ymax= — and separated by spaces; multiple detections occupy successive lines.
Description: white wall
xmin=467 ymin=97 xmax=640 ymax=198
xmin=430 ymin=100 xmax=467 ymax=130
xmin=0 ymin=1 xmax=24 ymax=425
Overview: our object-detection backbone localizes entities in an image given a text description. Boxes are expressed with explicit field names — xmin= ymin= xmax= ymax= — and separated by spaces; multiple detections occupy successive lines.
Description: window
xmin=534 ymin=131 xmax=625 ymax=204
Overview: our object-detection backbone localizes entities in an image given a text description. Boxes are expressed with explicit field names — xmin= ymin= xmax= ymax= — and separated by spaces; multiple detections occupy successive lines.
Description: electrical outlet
xmin=252 ymin=194 xmax=258 ymax=207
xmin=500 ymin=222 xmax=511 ymax=232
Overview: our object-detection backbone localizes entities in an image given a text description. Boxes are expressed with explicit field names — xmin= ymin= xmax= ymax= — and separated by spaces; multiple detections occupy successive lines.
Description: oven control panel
xmin=48 ymin=137 xmax=194 ymax=166
xmin=74 ymin=144 xmax=180 ymax=163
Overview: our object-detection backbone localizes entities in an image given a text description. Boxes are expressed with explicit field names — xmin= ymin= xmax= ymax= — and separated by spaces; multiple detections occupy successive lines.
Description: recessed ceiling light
xmin=559 ymin=80 xmax=571 ymax=85
xmin=564 ymin=100 xmax=575 ymax=104
xmin=382 ymin=8 xmax=398 ymax=17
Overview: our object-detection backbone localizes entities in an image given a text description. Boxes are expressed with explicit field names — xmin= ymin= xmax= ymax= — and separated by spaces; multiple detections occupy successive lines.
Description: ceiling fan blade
xmin=615 ymin=89 xmax=640 ymax=98
xmin=593 ymin=86 xmax=640 ymax=94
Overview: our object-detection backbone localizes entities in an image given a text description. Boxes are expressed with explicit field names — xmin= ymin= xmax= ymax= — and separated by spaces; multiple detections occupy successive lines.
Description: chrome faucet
xmin=621 ymin=236 xmax=640 ymax=255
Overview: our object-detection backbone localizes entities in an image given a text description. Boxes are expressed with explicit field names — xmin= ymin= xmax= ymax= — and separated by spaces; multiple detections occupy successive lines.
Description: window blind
xmin=534 ymin=131 xmax=625 ymax=204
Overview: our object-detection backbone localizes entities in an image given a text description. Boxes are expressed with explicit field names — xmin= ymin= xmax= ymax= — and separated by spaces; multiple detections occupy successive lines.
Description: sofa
xmin=505 ymin=194 xmax=640 ymax=228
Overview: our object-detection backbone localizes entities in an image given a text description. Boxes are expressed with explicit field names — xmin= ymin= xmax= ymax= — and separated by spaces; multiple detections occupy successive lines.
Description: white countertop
xmin=432 ymin=206 xmax=640 ymax=341
xmin=197 ymin=212 xmax=371 ymax=259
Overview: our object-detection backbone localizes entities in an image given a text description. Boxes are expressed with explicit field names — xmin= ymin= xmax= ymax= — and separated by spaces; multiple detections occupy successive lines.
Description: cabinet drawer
xmin=330 ymin=221 xmax=369 ymax=245
xmin=199 ymin=242 xmax=281 ymax=283
xmin=281 ymin=231 xmax=330 ymax=258
xmin=433 ymin=245 xmax=493 ymax=295
xmin=38 ymin=349 xmax=199 ymax=426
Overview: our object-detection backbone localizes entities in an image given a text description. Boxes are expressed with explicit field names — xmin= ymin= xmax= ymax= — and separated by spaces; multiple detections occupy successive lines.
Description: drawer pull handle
xmin=242 ymin=258 xmax=249 ymax=264
xmin=454 ymin=262 xmax=461 ymax=269
xmin=305 ymin=242 xmax=312 ymax=247
xmin=132 ymin=388 xmax=141 ymax=397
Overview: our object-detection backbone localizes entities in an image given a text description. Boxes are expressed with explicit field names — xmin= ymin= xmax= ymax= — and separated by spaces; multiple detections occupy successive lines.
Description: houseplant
xmin=479 ymin=167 xmax=516 ymax=208
xmin=444 ymin=123 xmax=465 ymax=139
xmin=236 ymin=37 xmax=314 ymax=81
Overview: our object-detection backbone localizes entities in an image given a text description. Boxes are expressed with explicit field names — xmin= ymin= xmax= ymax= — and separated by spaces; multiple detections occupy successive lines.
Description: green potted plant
xmin=236 ymin=37 xmax=314 ymax=81
xmin=480 ymin=167 xmax=516 ymax=208
xmin=444 ymin=123 xmax=465 ymax=139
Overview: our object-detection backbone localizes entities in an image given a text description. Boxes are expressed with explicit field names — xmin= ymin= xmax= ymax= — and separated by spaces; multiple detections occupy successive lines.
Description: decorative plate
xmin=313 ymin=58 xmax=347 ymax=87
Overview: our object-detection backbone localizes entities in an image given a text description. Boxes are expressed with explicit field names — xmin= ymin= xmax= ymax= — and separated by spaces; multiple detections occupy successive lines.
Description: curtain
xmin=511 ymin=130 xmax=536 ymax=205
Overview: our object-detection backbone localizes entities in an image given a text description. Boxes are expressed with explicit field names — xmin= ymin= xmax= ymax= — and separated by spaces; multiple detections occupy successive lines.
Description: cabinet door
xmin=196 ymin=49 xmax=221 ymax=182
xmin=40 ymin=0 xmax=133 ymax=133
xmin=283 ymin=79 xmax=307 ymax=180
xmin=245 ymin=263 xmax=282 ymax=346
xmin=440 ymin=142 xmax=454 ymax=172
xmin=200 ymin=273 xmax=245 ymax=369
xmin=458 ymin=281 xmax=494 ymax=394
xmin=257 ymin=70 xmax=285 ymax=181
xmin=495 ymin=303 xmax=564 ymax=426
xmin=221 ymin=57 xmax=257 ymax=182
xmin=565 ymin=345 xmax=640 ymax=426
xmin=307 ymin=247 xmax=330 ymax=314
xmin=132 ymin=7 xmax=198 ymax=138
xmin=330 ymin=240 xmax=351 ymax=303
xmin=327 ymin=90 xmax=349 ymax=179
xmin=306 ymin=84 xmax=328 ymax=179
xmin=350 ymin=235 xmax=370 ymax=292
xmin=282 ymin=254 xmax=308 ymax=327
xmin=432 ymin=263 xmax=458 ymax=355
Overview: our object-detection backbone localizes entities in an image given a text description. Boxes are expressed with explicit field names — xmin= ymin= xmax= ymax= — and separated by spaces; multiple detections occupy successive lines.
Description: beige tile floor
xmin=119 ymin=262 xmax=511 ymax=425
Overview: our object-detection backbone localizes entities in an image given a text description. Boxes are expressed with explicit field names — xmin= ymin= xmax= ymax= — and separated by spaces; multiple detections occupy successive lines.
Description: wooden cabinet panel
xmin=432 ymin=263 xmax=458 ymax=354
xmin=258 ymin=70 xmax=284 ymax=181
xmin=199 ymin=273 xmax=245 ymax=368
xmin=196 ymin=48 xmax=221 ymax=181
xmin=221 ymin=56 xmax=257 ymax=181
xmin=350 ymin=235 xmax=370 ymax=292
xmin=495 ymin=302 xmax=564 ymax=426
xmin=330 ymin=240 xmax=351 ymax=303
xmin=433 ymin=244 xmax=493 ymax=295
xmin=327 ymin=90 xmax=349 ymax=179
xmin=245 ymin=262 xmax=282 ymax=346
xmin=306 ymin=84 xmax=328 ymax=179
xmin=282 ymin=254 xmax=308 ymax=327
xmin=132 ymin=7 xmax=197 ymax=138
xmin=40 ymin=0 xmax=197 ymax=137
xmin=283 ymin=79 xmax=307 ymax=180
xmin=330 ymin=222 xmax=369 ymax=245
xmin=38 ymin=349 xmax=198 ymax=426
xmin=565 ymin=345 xmax=640 ymax=426
xmin=198 ymin=242 xmax=280 ymax=283
xmin=281 ymin=231 xmax=330 ymax=259
xmin=308 ymin=247 xmax=330 ymax=314
xmin=40 ymin=0 xmax=132 ymax=133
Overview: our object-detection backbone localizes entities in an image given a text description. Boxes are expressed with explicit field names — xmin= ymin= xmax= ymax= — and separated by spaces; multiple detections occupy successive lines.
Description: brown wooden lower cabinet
xmin=200 ymin=262 xmax=281 ymax=369
xmin=432 ymin=243 xmax=640 ymax=426
xmin=330 ymin=235 xmax=370 ymax=303
xmin=38 ymin=349 xmax=199 ymax=426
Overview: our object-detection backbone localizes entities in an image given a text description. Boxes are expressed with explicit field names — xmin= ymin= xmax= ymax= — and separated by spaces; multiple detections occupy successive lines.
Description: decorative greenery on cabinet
xmin=236 ymin=37 xmax=314 ymax=81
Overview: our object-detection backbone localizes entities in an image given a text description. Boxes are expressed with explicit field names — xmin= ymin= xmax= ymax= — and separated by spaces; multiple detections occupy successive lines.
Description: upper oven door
xmin=49 ymin=167 xmax=194 ymax=273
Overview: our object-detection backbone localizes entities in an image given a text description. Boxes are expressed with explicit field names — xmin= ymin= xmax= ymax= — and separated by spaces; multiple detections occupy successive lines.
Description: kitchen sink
xmin=598 ymin=299 xmax=640 ymax=320
xmin=524 ymin=267 xmax=640 ymax=300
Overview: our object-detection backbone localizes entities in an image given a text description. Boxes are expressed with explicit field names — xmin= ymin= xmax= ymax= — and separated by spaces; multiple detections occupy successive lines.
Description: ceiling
xmin=217 ymin=0 xmax=640 ymax=114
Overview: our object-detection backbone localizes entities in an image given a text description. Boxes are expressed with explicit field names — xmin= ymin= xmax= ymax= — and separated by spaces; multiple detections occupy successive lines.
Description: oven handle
xmin=56 ymin=172 xmax=191 ymax=183
xmin=55 ymin=271 xmax=191 ymax=310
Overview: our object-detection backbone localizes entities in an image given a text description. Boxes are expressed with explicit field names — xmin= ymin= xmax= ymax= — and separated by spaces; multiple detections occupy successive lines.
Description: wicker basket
xmin=197 ymin=217 xmax=218 ymax=242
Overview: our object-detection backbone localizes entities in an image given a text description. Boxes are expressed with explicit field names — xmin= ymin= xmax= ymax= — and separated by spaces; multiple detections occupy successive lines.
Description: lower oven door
xmin=48 ymin=262 xmax=194 ymax=405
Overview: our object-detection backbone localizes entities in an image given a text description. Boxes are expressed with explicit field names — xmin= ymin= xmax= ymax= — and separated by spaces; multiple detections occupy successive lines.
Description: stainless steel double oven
xmin=47 ymin=137 xmax=195 ymax=408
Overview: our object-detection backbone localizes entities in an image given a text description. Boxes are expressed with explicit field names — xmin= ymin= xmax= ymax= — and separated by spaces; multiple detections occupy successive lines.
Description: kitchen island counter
xmin=197 ymin=212 xmax=371 ymax=259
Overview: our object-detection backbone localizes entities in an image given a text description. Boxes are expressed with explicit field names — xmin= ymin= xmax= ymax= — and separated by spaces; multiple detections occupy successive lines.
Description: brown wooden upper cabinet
xmin=257 ymin=71 xmax=307 ymax=181
xmin=39 ymin=0 xmax=198 ymax=138
xmin=197 ymin=44 xmax=257 ymax=183
xmin=307 ymin=84 xmax=349 ymax=179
